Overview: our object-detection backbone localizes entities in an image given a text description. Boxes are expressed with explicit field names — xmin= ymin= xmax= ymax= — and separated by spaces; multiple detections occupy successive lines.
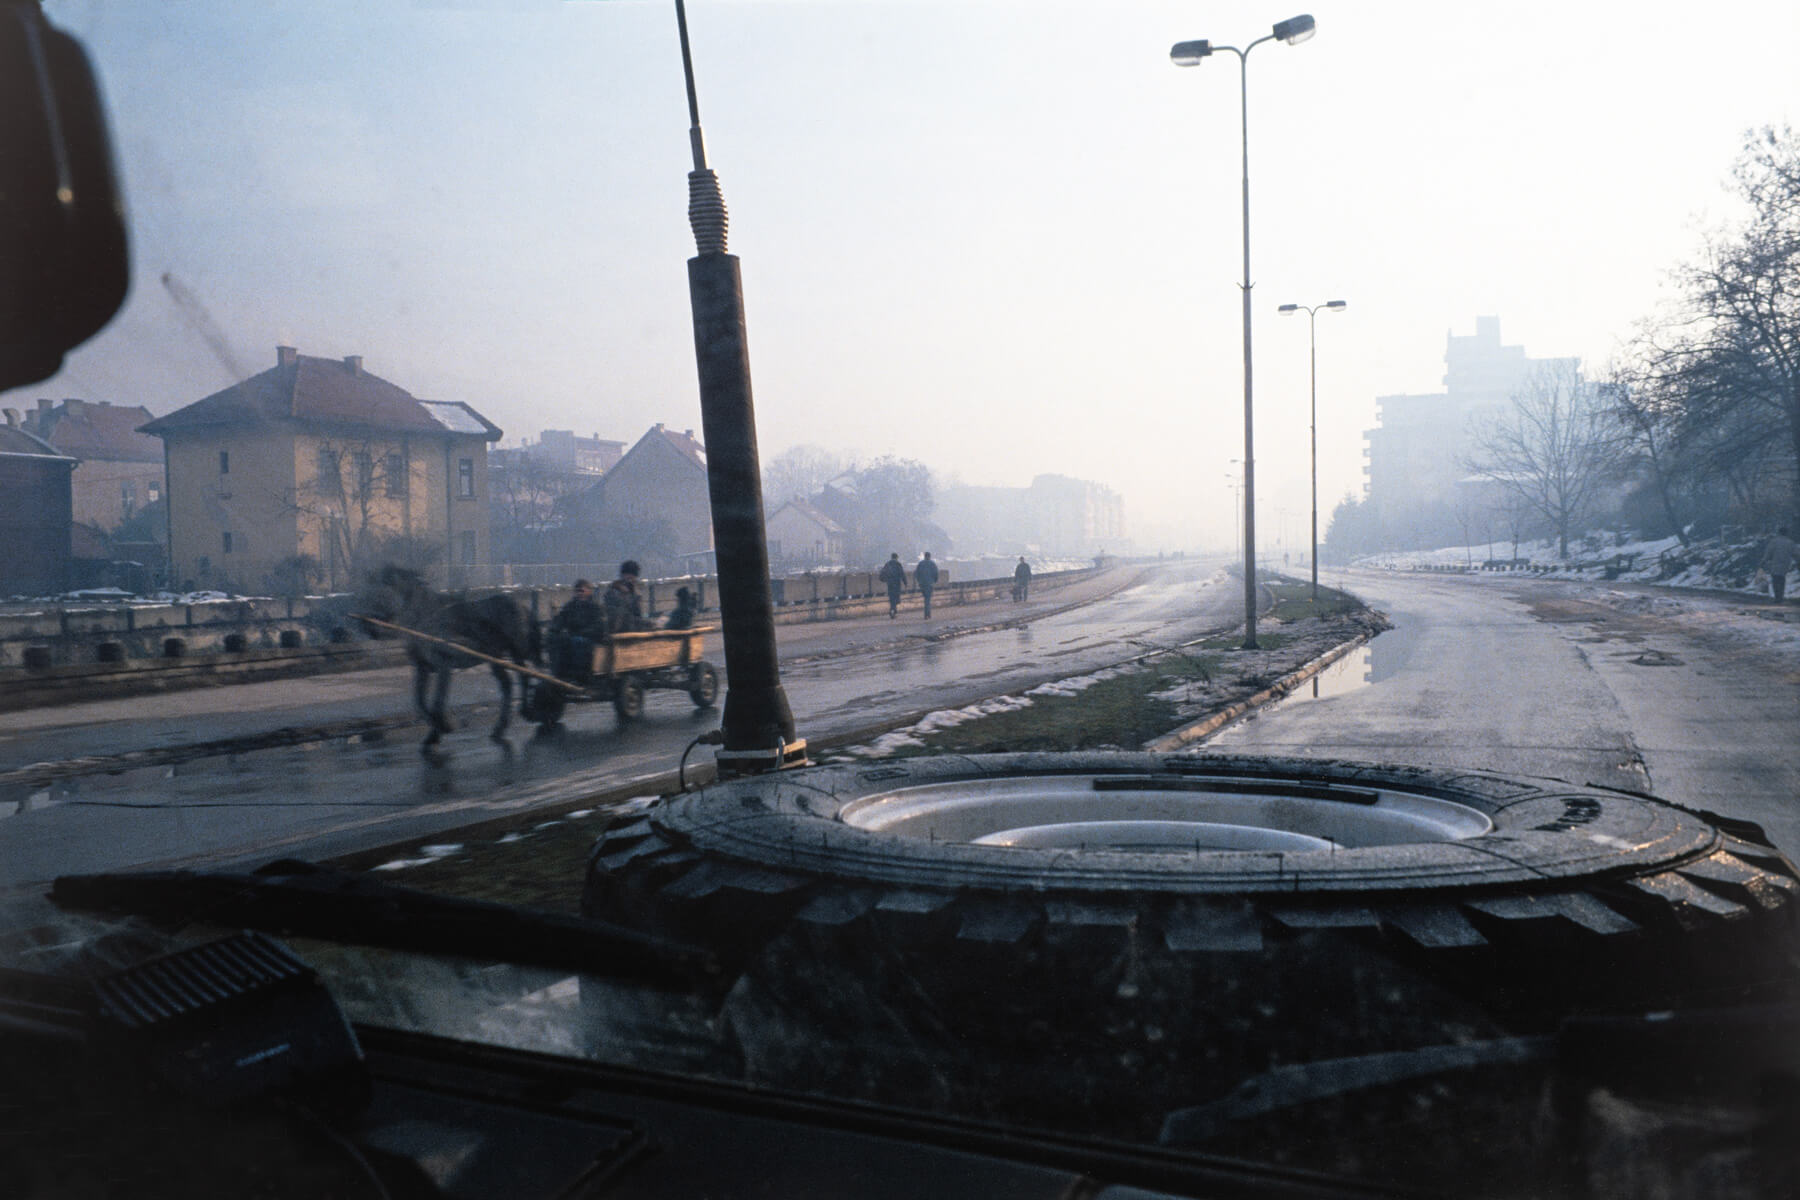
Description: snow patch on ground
xmin=1025 ymin=664 xmax=1133 ymax=698
xmin=840 ymin=663 xmax=1154 ymax=757
xmin=371 ymin=842 xmax=463 ymax=871
xmin=841 ymin=694 xmax=1037 ymax=758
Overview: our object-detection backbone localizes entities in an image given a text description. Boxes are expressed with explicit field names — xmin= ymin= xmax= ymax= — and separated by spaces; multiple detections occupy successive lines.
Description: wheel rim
xmin=692 ymin=665 xmax=718 ymax=706
xmin=840 ymin=774 xmax=1492 ymax=851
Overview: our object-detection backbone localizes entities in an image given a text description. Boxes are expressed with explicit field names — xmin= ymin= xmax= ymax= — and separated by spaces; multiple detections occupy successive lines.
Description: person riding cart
xmin=547 ymin=578 xmax=606 ymax=681
xmin=603 ymin=560 xmax=655 ymax=634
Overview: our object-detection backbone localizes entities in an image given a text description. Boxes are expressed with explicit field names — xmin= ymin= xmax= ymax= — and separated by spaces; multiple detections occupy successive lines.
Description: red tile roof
xmin=32 ymin=399 xmax=162 ymax=462
xmin=139 ymin=350 xmax=500 ymax=441
xmin=647 ymin=423 xmax=707 ymax=471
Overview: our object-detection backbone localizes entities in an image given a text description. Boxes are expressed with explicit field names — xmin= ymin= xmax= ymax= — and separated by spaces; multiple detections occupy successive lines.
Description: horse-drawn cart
xmin=520 ymin=626 xmax=720 ymax=728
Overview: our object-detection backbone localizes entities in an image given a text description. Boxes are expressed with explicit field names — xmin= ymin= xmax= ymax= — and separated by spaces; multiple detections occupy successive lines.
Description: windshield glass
xmin=6 ymin=3 xmax=1799 ymax=1197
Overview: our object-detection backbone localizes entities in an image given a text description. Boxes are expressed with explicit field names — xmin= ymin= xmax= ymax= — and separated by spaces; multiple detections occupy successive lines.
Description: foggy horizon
xmin=19 ymin=0 xmax=1797 ymax=555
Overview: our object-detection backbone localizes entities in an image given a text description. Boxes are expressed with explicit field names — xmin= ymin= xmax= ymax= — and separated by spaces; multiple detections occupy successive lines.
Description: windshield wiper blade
xmin=50 ymin=859 xmax=720 ymax=989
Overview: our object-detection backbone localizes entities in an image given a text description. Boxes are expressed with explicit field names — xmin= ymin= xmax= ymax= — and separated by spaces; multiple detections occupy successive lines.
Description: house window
xmin=148 ymin=483 xmax=161 ymax=503
xmin=317 ymin=447 xmax=343 ymax=497
xmin=458 ymin=530 xmax=476 ymax=564
xmin=457 ymin=457 xmax=475 ymax=498
xmin=385 ymin=452 xmax=407 ymax=498
xmin=352 ymin=450 xmax=374 ymax=494
xmin=219 ymin=450 xmax=229 ymax=474
xmin=222 ymin=531 xmax=234 ymax=554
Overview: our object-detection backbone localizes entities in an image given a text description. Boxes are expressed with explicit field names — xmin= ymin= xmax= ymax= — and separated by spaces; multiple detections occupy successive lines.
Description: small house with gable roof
xmin=23 ymin=398 xmax=164 ymax=533
xmin=766 ymin=497 xmax=847 ymax=568
xmin=140 ymin=345 xmax=502 ymax=592
xmin=555 ymin=423 xmax=713 ymax=578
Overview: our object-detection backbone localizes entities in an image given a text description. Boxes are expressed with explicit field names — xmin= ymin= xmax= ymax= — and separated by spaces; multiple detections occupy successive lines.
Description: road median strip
xmin=319 ymin=597 xmax=1385 ymax=908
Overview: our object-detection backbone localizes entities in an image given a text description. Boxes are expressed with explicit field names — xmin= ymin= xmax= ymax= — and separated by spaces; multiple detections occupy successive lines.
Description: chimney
xmin=344 ymin=355 xmax=363 ymax=376
xmin=3 ymin=409 xmax=19 ymax=427
xmin=37 ymin=398 xmax=52 ymax=415
xmin=277 ymin=345 xmax=298 ymax=367
xmin=684 ymin=429 xmax=694 ymax=439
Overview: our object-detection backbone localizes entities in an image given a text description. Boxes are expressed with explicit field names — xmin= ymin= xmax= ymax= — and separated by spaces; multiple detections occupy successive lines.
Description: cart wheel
xmin=688 ymin=662 xmax=719 ymax=709
xmin=614 ymin=674 xmax=646 ymax=722
xmin=525 ymin=678 xmax=566 ymax=728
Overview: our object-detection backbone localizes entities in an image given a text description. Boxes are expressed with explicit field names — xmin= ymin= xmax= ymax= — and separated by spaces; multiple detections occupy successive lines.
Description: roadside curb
xmin=1141 ymin=630 xmax=1377 ymax=752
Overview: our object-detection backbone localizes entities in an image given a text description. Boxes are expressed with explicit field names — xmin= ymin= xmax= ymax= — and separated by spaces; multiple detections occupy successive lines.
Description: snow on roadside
xmin=840 ymin=695 xmax=1035 ymax=758
xmin=1351 ymin=534 xmax=1800 ymax=659
xmin=836 ymin=664 xmax=1140 ymax=758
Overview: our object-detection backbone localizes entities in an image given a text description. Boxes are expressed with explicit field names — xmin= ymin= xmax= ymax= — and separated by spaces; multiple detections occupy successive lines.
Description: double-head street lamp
xmin=1171 ymin=13 xmax=1315 ymax=650
xmin=1276 ymin=298 xmax=1345 ymax=605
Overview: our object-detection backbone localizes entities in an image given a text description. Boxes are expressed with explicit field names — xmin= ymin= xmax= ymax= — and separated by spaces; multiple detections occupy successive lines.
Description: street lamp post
xmin=1276 ymin=298 xmax=1346 ymax=605
xmin=1171 ymin=14 xmax=1315 ymax=650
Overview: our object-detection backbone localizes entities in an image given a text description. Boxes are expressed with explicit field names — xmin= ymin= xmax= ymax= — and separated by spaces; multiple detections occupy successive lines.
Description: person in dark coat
xmin=878 ymin=553 xmax=906 ymax=618
xmin=603 ymin=560 xmax=652 ymax=633
xmin=548 ymin=578 xmax=605 ymax=679
xmin=914 ymin=551 xmax=940 ymax=618
xmin=1013 ymin=556 xmax=1032 ymax=602
xmin=1762 ymin=526 xmax=1798 ymax=602
xmin=664 ymin=586 xmax=697 ymax=630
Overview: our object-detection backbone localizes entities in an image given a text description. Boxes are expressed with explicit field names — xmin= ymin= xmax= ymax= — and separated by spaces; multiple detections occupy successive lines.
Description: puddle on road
xmin=1268 ymin=645 xmax=1374 ymax=711
xmin=1252 ymin=621 xmax=1416 ymax=718
xmin=0 ymin=729 xmax=410 ymax=820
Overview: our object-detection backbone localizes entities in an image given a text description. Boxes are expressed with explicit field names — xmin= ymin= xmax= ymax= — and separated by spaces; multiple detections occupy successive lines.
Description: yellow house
xmin=140 ymin=346 xmax=502 ymax=593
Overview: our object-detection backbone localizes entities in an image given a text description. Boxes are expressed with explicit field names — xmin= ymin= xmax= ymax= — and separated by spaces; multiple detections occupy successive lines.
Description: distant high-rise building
xmin=1361 ymin=317 xmax=1575 ymax=548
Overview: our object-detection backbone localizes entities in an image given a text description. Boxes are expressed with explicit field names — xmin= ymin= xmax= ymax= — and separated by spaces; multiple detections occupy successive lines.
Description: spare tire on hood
xmin=581 ymin=752 xmax=1800 ymax=1175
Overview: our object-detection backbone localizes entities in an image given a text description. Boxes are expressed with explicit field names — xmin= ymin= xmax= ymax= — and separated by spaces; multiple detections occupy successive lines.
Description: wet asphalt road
xmin=0 ymin=561 xmax=1242 ymax=886
xmin=9 ymin=562 xmax=1792 ymax=889
xmin=1204 ymin=566 xmax=1800 ymax=857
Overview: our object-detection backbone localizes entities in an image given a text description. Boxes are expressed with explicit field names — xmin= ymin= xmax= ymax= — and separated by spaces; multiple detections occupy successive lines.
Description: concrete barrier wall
xmin=0 ymin=595 xmax=358 ymax=672
xmin=0 ymin=565 xmax=1099 ymax=681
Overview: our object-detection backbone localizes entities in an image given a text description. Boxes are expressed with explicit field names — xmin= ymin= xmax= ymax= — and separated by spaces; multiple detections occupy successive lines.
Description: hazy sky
xmin=25 ymin=0 xmax=1799 ymax=553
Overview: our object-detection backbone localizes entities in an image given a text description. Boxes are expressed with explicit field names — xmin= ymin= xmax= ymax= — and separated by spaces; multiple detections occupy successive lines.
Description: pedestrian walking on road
xmin=1761 ymin=526 xmax=1797 ymax=602
xmin=1013 ymin=556 xmax=1032 ymax=602
xmin=914 ymin=551 xmax=940 ymax=619
xmin=878 ymin=553 xmax=906 ymax=618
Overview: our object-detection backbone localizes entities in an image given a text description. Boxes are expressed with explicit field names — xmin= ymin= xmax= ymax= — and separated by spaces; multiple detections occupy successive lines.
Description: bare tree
xmin=1466 ymin=361 xmax=1612 ymax=559
xmin=489 ymin=452 xmax=586 ymax=564
xmin=286 ymin=436 xmax=417 ymax=589
xmin=1598 ymin=365 xmax=1697 ymax=546
xmin=839 ymin=456 xmax=938 ymax=564
xmin=761 ymin=444 xmax=848 ymax=506
xmin=1638 ymin=126 xmax=1800 ymax=528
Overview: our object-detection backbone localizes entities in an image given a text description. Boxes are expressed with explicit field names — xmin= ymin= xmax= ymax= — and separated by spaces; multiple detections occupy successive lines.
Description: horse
xmin=357 ymin=566 xmax=537 ymax=756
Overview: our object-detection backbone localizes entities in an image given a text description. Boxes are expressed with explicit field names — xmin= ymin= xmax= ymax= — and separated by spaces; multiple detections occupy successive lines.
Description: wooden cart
xmin=521 ymin=626 xmax=719 ymax=728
